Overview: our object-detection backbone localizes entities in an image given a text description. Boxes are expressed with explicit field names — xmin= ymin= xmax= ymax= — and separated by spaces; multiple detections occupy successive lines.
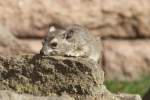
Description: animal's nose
xmin=40 ymin=47 xmax=48 ymax=55
xmin=40 ymin=49 xmax=45 ymax=55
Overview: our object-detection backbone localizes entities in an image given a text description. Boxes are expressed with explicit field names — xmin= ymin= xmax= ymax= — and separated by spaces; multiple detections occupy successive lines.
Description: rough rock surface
xmin=0 ymin=90 xmax=142 ymax=100
xmin=103 ymin=39 xmax=150 ymax=80
xmin=0 ymin=0 xmax=150 ymax=38
xmin=0 ymin=90 xmax=74 ymax=100
xmin=143 ymin=88 xmax=150 ymax=100
xmin=116 ymin=93 xmax=142 ymax=100
xmin=0 ymin=54 xmax=141 ymax=100
xmin=0 ymin=25 xmax=33 ymax=56
xmin=0 ymin=54 xmax=104 ymax=99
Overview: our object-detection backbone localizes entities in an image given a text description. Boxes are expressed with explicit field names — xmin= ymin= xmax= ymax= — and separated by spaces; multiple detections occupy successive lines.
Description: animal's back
xmin=65 ymin=24 xmax=102 ymax=63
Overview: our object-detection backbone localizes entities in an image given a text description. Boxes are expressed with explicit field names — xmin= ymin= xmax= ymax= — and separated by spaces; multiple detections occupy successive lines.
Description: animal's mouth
xmin=49 ymin=50 xmax=58 ymax=55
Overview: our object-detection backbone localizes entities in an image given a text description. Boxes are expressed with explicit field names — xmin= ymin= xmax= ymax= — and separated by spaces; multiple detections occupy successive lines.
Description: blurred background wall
xmin=0 ymin=0 xmax=150 ymax=81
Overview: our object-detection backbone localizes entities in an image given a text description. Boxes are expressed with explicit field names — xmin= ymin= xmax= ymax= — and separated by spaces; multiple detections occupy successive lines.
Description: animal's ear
xmin=65 ymin=29 xmax=74 ymax=39
xmin=49 ymin=26 xmax=56 ymax=32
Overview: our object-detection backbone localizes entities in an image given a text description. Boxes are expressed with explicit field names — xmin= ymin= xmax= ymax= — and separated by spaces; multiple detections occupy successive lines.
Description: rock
xmin=81 ymin=85 xmax=120 ymax=100
xmin=0 ymin=90 xmax=74 ymax=100
xmin=0 ymin=0 xmax=150 ymax=38
xmin=0 ymin=86 xmax=141 ymax=100
xmin=103 ymin=39 xmax=150 ymax=80
xmin=0 ymin=55 xmax=104 ymax=98
xmin=0 ymin=25 xmax=34 ymax=56
xmin=143 ymin=88 xmax=150 ymax=100
xmin=116 ymin=93 xmax=142 ymax=100
xmin=0 ymin=54 xmax=141 ymax=100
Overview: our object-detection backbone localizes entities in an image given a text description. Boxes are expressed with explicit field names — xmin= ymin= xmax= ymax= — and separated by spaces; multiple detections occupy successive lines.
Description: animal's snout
xmin=40 ymin=47 xmax=48 ymax=55
xmin=40 ymin=46 xmax=53 ymax=56
xmin=40 ymin=48 xmax=46 ymax=55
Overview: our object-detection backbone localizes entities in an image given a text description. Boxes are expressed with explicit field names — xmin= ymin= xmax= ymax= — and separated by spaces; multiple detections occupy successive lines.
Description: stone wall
xmin=0 ymin=0 xmax=150 ymax=80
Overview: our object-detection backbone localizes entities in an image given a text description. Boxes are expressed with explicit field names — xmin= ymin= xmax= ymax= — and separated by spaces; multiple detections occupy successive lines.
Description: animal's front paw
xmin=65 ymin=51 xmax=78 ymax=57
xmin=65 ymin=50 xmax=87 ymax=57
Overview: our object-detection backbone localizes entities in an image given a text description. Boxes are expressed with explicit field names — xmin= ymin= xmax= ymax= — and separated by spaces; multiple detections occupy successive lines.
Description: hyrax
xmin=40 ymin=24 xmax=102 ymax=63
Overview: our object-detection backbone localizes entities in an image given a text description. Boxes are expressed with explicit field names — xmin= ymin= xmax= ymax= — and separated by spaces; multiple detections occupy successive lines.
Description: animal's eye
xmin=65 ymin=29 xmax=74 ymax=39
xmin=50 ymin=42 xmax=57 ymax=48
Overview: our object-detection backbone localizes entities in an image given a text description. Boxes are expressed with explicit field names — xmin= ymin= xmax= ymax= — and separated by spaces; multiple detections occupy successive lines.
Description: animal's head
xmin=40 ymin=25 xmax=80 ymax=56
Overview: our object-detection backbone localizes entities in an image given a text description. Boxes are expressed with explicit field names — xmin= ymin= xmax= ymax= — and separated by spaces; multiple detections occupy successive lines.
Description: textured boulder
xmin=0 ymin=90 xmax=142 ymax=100
xmin=116 ymin=93 xmax=142 ymax=100
xmin=0 ymin=90 xmax=74 ymax=100
xmin=0 ymin=54 xmax=104 ymax=99
xmin=103 ymin=39 xmax=150 ymax=80
xmin=0 ymin=54 xmax=141 ymax=100
xmin=0 ymin=0 xmax=150 ymax=38
xmin=143 ymin=88 xmax=150 ymax=100
xmin=0 ymin=25 xmax=33 ymax=56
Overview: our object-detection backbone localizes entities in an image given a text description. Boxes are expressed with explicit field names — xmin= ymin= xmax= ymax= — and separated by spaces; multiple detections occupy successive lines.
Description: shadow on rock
xmin=143 ymin=88 xmax=150 ymax=100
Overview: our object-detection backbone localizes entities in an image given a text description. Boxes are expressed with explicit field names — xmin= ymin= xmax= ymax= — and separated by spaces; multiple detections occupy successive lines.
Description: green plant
xmin=104 ymin=75 xmax=150 ymax=97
